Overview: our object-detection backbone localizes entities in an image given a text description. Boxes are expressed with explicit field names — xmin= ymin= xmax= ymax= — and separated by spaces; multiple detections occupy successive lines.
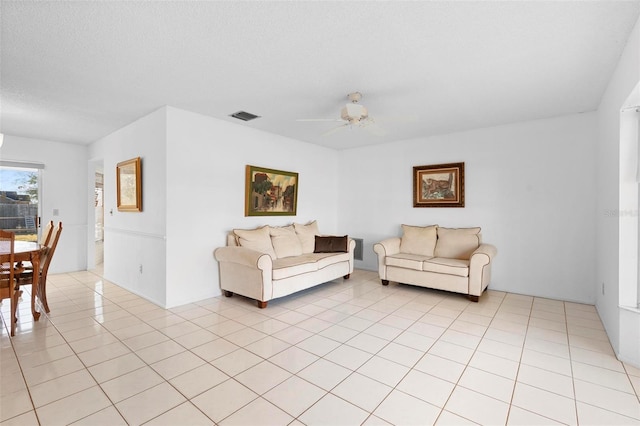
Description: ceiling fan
xmin=297 ymin=92 xmax=385 ymax=136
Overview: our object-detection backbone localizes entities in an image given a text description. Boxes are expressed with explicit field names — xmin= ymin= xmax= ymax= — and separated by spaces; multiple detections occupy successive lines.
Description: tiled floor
xmin=1 ymin=269 xmax=639 ymax=425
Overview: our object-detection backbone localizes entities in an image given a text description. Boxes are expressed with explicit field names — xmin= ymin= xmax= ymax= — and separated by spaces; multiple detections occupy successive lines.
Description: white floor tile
xmin=29 ymin=369 xmax=97 ymax=407
xmin=516 ymin=364 xmax=574 ymax=398
xmin=234 ymin=361 xmax=291 ymax=395
xmin=357 ymin=356 xmax=410 ymax=387
xmin=191 ymin=379 xmax=258 ymax=423
xmin=145 ymin=401 xmax=214 ymax=425
xmin=4 ymin=269 xmax=639 ymax=426
xmin=445 ymin=386 xmax=510 ymax=425
xmin=414 ymin=353 xmax=466 ymax=383
xmin=297 ymin=358 xmax=352 ymax=391
xmin=373 ymin=389 xmax=441 ymax=426
xmin=115 ymin=381 xmax=186 ymax=425
xmin=36 ymin=386 xmax=112 ymax=425
xmin=100 ymin=365 xmax=164 ymax=403
xmin=572 ymin=361 xmax=636 ymax=394
xmin=264 ymin=375 xmax=326 ymax=417
xmin=219 ymin=397 xmax=293 ymax=425
xmin=436 ymin=410 xmax=478 ymax=425
xmin=396 ymin=369 xmax=455 ymax=407
xmin=151 ymin=350 xmax=205 ymax=380
xmin=299 ymin=393 xmax=369 ymax=426
xmin=169 ymin=363 xmax=229 ymax=399
xmin=70 ymin=406 xmax=128 ymax=425
xmin=268 ymin=346 xmax=319 ymax=373
xmin=332 ymin=372 xmax=393 ymax=411
xmin=458 ymin=367 xmax=515 ymax=402
xmin=211 ymin=348 xmax=263 ymax=376
xmin=573 ymin=379 xmax=640 ymax=420
xmin=576 ymin=401 xmax=640 ymax=425
xmin=511 ymin=382 xmax=577 ymax=424
xmin=507 ymin=406 xmax=563 ymax=425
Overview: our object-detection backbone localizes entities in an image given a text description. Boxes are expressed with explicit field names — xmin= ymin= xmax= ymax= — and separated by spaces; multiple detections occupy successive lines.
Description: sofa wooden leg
xmin=223 ymin=290 xmax=233 ymax=297
xmin=257 ymin=300 xmax=268 ymax=309
xmin=343 ymin=274 xmax=350 ymax=279
xmin=468 ymin=295 xmax=479 ymax=302
xmin=381 ymin=279 xmax=389 ymax=286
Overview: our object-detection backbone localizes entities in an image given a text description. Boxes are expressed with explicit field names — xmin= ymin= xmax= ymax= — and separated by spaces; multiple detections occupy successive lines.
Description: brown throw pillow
xmin=314 ymin=235 xmax=348 ymax=253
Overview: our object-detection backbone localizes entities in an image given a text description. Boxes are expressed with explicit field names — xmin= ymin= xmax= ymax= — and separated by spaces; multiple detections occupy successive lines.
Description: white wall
xmin=596 ymin=15 xmax=640 ymax=366
xmin=165 ymin=107 xmax=340 ymax=307
xmin=0 ymin=135 xmax=88 ymax=273
xmin=90 ymin=106 xmax=339 ymax=307
xmin=99 ymin=108 xmax=168 ymax=307
xmin=338 ymin=113 xmax=598 ymax=303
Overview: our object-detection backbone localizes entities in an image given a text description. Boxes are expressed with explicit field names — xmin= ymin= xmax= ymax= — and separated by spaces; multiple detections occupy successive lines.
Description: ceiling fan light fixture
xmin=342 ymin=103 xmax=368 ymax=122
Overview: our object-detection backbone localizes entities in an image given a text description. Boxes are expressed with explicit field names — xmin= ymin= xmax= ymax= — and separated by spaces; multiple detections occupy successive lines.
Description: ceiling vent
xmin=230 ymin=111 xmax=261 ymax=121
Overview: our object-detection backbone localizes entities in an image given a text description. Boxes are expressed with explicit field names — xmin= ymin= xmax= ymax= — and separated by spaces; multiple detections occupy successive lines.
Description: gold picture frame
xmin=245 ymin=165 xmax=298 ymax=216
xmin=117 ymin=157 xmax=142 ymax=212
xmin=413 ymin=162 xmax=465 ymax=208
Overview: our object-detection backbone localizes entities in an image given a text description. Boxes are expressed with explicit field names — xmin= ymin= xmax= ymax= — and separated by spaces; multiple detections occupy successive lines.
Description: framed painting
xmin=413 ymin=162 xmax=465 ymax=208
xmin=116 ymin=157 xmax=142 ymax=212
xmin=245 ymin=165 xmax=298 ymax=216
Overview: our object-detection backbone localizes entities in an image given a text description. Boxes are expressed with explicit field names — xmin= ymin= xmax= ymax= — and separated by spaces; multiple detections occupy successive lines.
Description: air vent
xmin=230 ymin=111 xmax=261 ymax=121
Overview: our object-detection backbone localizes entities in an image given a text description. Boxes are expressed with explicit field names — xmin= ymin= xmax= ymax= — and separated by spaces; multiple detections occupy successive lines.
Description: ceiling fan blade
xmin=321 ymin=123 xmax=349 ymax=136
xmin=296 ymin=118 xmax=342 ymax=122
xmin=360 ymin=119 xmax=386 ymax=136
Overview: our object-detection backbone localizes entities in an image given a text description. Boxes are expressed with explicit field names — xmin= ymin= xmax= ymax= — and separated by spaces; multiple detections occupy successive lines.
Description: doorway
xmin=95 ymin=171 xmax=104 ymax=266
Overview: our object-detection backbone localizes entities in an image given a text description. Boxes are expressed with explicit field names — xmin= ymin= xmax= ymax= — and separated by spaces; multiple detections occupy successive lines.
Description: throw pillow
xmin=435 ymin=227 xmax=481 ymax=260
xmin=314 ymin=235 xmax=348 ymax=253
xmin=400 ymin=224 xmax=438 ymax=257
xmin=270 ymin=225 xmax=303 ymax=258
xmin=294 ymin=220 xmax=319 ymax=254
xmin=233 ymin=226 xmax=277 ymax=258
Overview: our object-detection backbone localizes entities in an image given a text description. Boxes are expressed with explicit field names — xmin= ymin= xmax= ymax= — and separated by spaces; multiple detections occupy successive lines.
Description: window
xmin=0 ymin=163 xmax=42 ymax=242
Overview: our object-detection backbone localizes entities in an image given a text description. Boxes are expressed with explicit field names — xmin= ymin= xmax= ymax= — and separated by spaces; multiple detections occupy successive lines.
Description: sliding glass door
xmin=0 ymin=164 xmax=41 ymax=241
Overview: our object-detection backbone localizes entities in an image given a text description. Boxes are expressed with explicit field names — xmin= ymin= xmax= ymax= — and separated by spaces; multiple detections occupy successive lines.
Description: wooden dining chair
xmin=41 ymin=220 xmax=54 ymax=246
xmin=0 ymin=230 xmax=23 ymax=336
xmin=17 ymin=222 xmax=62 ymax=314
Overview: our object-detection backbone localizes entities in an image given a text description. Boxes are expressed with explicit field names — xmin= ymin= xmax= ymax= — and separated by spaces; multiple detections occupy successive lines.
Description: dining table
xmin=0 ymin=240 xmax=45 ymax=321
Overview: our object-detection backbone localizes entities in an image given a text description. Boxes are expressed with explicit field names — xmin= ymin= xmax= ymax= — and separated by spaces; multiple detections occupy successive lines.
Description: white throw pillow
xmin=399 ymin=224 xmax=438 ymax=257
xmin=270 ymin=225 xmax=303 ymax=258
xmin=294 ymin=220 xmax=319 ymax=254
xmin=233 ymin=226 xmax=276 ymax=258
xmin=435 ymin=227 xmax=481 ymax=260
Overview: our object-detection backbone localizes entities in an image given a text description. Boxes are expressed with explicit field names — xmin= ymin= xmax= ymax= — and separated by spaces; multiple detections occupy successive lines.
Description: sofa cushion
xmin=270 ymin=225 xmax=303 ymax=259
xmin=422 ymin=257 xmax=470 ymax=277
xmin=399 ymin=224 xmax=438 ymax=257
xmin=272 ymin=254 xmax=319 ymax=280
xmin=233 ymin=226 xmax=277 ymax=259
xmin=435 ymin=227 xmax=481 ymax=260
xmin=316 ymin=251 xmax=351 ymax=270
xmin=294 ymin=220 xmax=319 ymax=254
xmin=314 ymin=235 xmax=348 ymax=253
xmin=386 ymin=253 xmax=432 ymax=271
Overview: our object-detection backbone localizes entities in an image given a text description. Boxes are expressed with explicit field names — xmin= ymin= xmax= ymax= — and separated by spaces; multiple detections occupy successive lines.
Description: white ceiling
xmin=2 ymin=1 xmax=639 ymax=150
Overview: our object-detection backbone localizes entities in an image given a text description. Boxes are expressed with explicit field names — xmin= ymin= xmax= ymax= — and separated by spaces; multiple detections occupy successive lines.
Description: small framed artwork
xmin=116 ymin=157 xmax=142 ymax=212
xmin=413 ymin=162 xmax=465 ymax=208
xmin=245 ymin=165 xmax=298 ymax=216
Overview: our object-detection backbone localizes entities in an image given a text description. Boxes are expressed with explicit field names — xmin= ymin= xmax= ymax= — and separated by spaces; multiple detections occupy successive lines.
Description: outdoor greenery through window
xmin=0 ymin=166 xmax=39 ymax=241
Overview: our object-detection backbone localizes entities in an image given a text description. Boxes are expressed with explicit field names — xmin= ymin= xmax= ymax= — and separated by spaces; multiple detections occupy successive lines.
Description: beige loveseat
xmin=373 ymin=225 xmax=496 ymax=301
xmin=214 ymin=221 xmax=355 ymax=308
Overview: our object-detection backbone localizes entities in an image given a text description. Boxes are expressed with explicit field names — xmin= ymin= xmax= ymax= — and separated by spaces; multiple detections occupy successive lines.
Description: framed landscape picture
xmin=245 ymin=165 xmax=298 ymax=216
xmin=117 ymin=157 xmax=142 ymax=212
xmin=413 ymin=162 xmax=464 ymax=208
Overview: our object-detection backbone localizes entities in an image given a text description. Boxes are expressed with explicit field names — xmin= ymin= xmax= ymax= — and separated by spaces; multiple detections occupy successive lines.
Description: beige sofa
xmin=214 ymin=221 xmax=355 ymax=308
xmin=373 ymin=225 xmax=496 ymax=301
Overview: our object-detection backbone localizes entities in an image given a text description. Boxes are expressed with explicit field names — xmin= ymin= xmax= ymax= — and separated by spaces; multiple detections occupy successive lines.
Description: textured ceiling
xmin=1 ymin=1 xmax=639 ymax=150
